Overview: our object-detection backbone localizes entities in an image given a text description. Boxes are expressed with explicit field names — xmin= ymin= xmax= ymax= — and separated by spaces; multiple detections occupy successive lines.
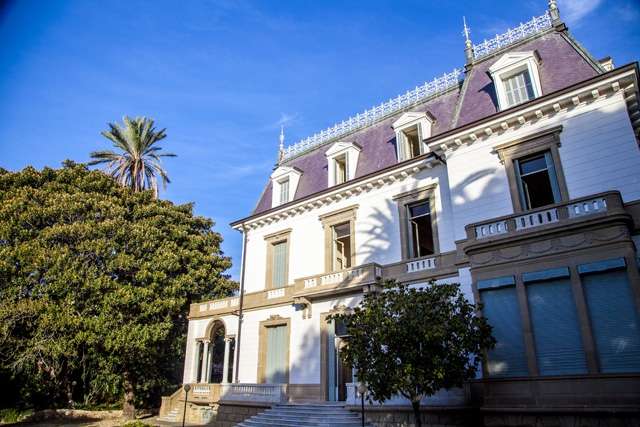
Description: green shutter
xmin=272 ymin=241 xmax=287 ymax=288
xmin=265 ymin=325 xmax=288 ymax=383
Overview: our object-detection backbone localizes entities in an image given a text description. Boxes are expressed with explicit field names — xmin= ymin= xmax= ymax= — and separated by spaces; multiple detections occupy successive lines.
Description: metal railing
xmin=473 ymin=12 xmax=552 ymax=60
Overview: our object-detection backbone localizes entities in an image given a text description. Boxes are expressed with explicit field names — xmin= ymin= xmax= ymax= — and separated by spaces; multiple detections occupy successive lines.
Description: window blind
xmin=272 ymin=241 xmax=287 ymax=288
xmin=265 ymin=325 xmax=288 ymax=383
xmin=582 ymin=269 xmax=640 ymax=373
xmin=526 ymin=277 xmax=587 ymax=375
xmin=481 ymin=285 xmax=529 ymax=377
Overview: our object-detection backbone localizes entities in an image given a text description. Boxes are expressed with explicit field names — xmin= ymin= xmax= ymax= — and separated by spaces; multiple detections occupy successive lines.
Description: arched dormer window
xmin=271 ymin=166 xmax=302 ymax=208
xmin=325 ymin=141 xmax=361 ymax=187
xmin=392 ymin=112 xmax=434 ymax=161
xmin=489 ymin=51 xmax=543 ymax=111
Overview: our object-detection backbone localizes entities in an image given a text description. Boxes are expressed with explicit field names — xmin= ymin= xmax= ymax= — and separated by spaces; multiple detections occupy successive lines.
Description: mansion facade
xmin=161 ymin=2 xmax=640 ymax=426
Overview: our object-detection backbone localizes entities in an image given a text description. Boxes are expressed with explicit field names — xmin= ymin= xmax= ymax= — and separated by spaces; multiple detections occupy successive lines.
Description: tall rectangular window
xmin=504 ymin=70 xmax=535 ymax=107
xmin=271 ymin=240 xmax=288 ymax=288
xmin=514 ymin=151 xmax=561 ymax=210
xmin=407 ymin=201 xmax=434 ymax=258
xmin=479 ymin=277 xmax=529 ymax=377
xmin=279 ymin=178 xmax=289 ymax=205
xmin=525 ymin=274 xmax=587 ymax=375
xmin=265 ymin=324 xmax=288 ymax=383
xmin=334 ymin=154 xmax=348 ymax=185
xmin=332 ymin=222 xmax=352 ymax=271
xmin=401 ymin=125 xmax=422 ymax=160
xmin=581 ymin=264 xmax=640 ymax=373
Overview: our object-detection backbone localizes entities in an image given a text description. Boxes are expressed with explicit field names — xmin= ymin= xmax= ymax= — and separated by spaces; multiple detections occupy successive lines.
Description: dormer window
xmin=278 ymin=178 xmax=290 ymax=205
xmin=334 ymin=154 xmax=348 ymax=185
xmin=270 ymin=166 xmax=302 ymax=208
xmin=392 ymin=112 xmax=433 ymax=161
xmin=504 ymin=69 xmax=535 ymax=107
xmin=325 ymin=142 xmax=361 ymax=187
xmin=489 ymin=52 xmax=543 ymax=111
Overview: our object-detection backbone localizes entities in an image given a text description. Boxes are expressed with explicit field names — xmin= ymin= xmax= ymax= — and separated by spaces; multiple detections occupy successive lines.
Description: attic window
xmin=392 ymin=112 xmax=433 ymax=162
xmin=279 ymin=178 xmax=290 ymax=205
xmin=325 ymin=142 xmax=361 ymax=187
xmin=402 ymin=125 xmax=422 ymax=159
xmin=334 ymin=154 xmax=348 ymax=185
xmin=270 ymin=166 xmax=302 ymax=208
xmin=504 ymin=69 xmax=535 ymax=107
xmin=489 ymin=52 xmax=543 ymax=111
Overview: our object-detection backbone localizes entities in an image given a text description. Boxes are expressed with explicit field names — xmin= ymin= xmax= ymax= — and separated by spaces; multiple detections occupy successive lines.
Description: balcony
xmin=464 ymin=191 xmax=630 ymax=250
xmin=293 ymin=263 xmax=382 ymax=299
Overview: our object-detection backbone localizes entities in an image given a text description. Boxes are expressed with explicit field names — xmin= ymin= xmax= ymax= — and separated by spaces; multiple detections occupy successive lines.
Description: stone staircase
xmin=157 ymin=406 xmax=180 ymax=423
xmin=237 ymin=403 xmax=371 ymax=427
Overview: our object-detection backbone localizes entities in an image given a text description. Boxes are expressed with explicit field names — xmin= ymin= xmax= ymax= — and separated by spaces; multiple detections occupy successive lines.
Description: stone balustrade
xmin=466 ymin=191 xmax=625 ymax=244
xmin=220 ymin=383 xmax=287 ymax=403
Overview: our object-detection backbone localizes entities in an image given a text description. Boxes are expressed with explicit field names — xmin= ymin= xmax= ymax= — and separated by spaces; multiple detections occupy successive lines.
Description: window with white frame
xmin=334 ymin=154 xmax=348 ymax=185
xmin=325 ymin=142 xmax=361 ymax=187
xmin=270 ymin=166 xmax=302 ymax=208
xmin=278 ymin=178 xmax=290 ymax=205
xmin=392 ymin=112 xmax=433 ymax=162
xmin=489 ymin=52 xmax=543 ymax=111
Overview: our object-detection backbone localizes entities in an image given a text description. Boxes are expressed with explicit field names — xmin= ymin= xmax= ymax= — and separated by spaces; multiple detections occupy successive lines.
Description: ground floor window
xmin=479 ymin=277 xmax=529 ymax=377
xmin=265 ymin=324 xmax=288 ymax=383
xmin=525 ymin=271 xmax=587 ymax=375
xmin=580 ymin=264 xmax=640 ymax=373
xmin=478 ymin=257 xmax=640 ymax=378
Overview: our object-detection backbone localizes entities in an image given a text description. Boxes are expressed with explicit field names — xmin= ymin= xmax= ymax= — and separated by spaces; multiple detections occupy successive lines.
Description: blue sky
xmin=0 ymin=0 xmax=638 ymax=279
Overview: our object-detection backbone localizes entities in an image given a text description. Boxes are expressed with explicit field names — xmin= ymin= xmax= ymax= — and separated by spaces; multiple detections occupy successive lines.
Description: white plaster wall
xmin=182 ymin=314 xmax=238 ymax=383
xmin=445 ymin=92 xmax=640 ymax=242
xmin=555 ymin=92 xmax=640 ymax=202
xmin=243 ymin=164 xmax=456 ymax=293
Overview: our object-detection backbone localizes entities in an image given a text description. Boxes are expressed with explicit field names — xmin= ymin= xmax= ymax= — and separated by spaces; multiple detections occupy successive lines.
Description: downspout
xmin=233 ymin=223 xmax=248 ymax=383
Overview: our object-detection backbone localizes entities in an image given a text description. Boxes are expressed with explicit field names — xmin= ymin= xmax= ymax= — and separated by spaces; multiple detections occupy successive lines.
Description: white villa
xmin=160 ymin=2 xmax=640 ymax=426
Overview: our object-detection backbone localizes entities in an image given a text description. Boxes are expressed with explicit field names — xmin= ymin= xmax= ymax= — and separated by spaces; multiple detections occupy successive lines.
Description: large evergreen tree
xmin=0 ymin=162 xmax=234 ymax=417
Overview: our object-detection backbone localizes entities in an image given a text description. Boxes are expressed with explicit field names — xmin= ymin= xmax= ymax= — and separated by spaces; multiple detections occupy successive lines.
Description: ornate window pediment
xmin=392 ymin=112 xmax=434 ymax=161
xmin=489 ymin=51 xmax=543 ymax=111
xmin=271 ymin=166 xmax=302 ymax=208
xmin=325 ymin=141 xmax=361 ymax=187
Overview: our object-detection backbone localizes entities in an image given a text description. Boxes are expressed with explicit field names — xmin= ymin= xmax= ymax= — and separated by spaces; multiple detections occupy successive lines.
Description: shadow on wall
xmin=358 ymin=199 xmax=398 ymax=265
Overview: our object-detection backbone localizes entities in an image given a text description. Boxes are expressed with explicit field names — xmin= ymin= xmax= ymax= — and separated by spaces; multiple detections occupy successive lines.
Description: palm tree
xmin=90 ymin=116 xmax=176 ymax=198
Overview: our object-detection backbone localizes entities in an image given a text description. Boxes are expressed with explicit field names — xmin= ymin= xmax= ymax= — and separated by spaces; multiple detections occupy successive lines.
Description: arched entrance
xmin=196 ymin=319 xmax=235 ymax=383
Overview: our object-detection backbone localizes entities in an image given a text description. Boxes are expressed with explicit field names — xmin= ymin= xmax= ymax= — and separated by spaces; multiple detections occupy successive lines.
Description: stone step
xmin=263 ymin=409 xmax=359 ymax=416
xmin=237 ymin=403 xmax=371 ymax=427
xmin=239 ymin=420 xmax=365 ymax=427
xmin=256 ymin=413 xmax=360 ymax=422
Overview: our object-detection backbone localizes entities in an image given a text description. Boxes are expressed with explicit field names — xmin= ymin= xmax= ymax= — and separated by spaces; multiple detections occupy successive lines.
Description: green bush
xmin=0 ymin=407 xmax=34 ymax=423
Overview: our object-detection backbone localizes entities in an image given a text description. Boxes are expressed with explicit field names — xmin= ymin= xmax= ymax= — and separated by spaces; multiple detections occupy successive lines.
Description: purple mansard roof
xmin=250 ymin=24 xmax=601 ymax=217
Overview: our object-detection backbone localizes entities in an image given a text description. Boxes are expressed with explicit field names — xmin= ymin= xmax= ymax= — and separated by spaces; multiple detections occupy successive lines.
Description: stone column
xmin=200 ymin=340 xmax=210 ymax=383
xmin=222 ymin=337 xmax=232 ymax=383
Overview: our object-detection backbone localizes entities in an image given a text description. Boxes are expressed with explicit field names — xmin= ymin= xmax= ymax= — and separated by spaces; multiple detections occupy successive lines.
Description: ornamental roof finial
xmin=463 ymin=16 xmax=474 ymax=69
xmin=278 ymin=125 xmax=285 ymax=162
xmin=548 ymin=0 xmax=562 ymax=28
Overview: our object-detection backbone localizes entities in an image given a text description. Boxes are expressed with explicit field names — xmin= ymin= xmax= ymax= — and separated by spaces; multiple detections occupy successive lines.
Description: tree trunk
xmin=411 ymin=399 xmax=422 ymax=427
xmin=122 ymin=371 xmax=136 ymax=420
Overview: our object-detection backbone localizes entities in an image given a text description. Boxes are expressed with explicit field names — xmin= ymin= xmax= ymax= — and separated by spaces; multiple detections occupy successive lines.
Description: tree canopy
xmin=331 ymin=280 xmax=494 ymax=427
xmin=0 ymin=162 xmax=234 ymax=416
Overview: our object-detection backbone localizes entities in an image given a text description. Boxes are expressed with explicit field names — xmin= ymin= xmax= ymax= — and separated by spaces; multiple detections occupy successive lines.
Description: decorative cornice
xmin=233 ymin=156 xmax=439 ymax=231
